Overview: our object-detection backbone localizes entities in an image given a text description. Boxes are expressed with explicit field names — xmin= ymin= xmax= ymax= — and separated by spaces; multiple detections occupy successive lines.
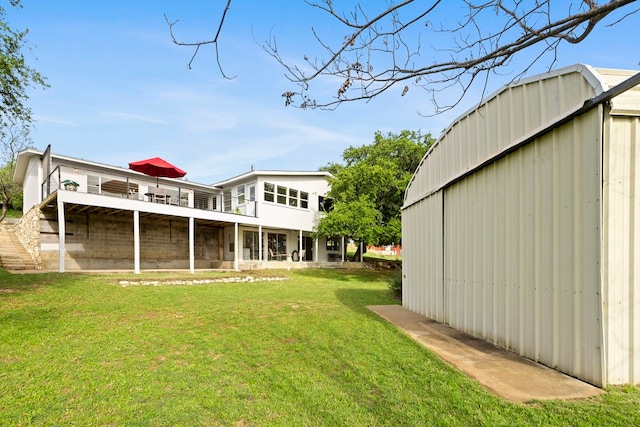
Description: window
xmin=277 ymin=186 xmax=287 ymax=205
xmin=288 ymin=189 xmax=298 ymax=207
xmin=264 ymin=182 xmax=275 ymax=202
xmin=237 ymin=185 xmax=245 ymax=205
xmin=268 ymin=233 xmax=287 ymax=261
xmin=319 ymin=196 xmax=333 ymax=212
xmin=264 ymin=183 xmax=308 ymax=209
xmin=249 ymin=184 xmax=255 ymax=202
xmin=243 ymin=231 xmax=259 ymax=260
xmin=326 ymin=238 xmax=340 ymax=251
xmin=223 ymin=189 xmax=232 ymax=212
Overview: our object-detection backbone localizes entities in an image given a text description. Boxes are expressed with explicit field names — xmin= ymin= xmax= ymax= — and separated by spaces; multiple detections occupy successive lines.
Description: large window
xmin=326 ymin=237 xmax=340 ymax=251
xmin=267 ymin=233 xmax=287 ymax=261
xmin=264 ymin=182 xmax=275 ymax=202
xmin=288 ymin=189 xmax=298 ymax=207
xmin=319 ymin=196 xmax=333 ymax=212
xmin=237 ymin=185 xmax=245 ymax=205
xmin=264 ymin=181 xmax=309 ymax=209
xmin=243 ymin=231 xmax=259 ymax=260
xmin=277 ymin=186 xmax=287 ymax=204
xmin=223 ymin=189 xmax=232 ymax=212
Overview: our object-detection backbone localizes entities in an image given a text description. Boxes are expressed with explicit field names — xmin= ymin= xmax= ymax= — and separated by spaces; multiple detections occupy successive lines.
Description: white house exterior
xmin=13 ymin=148 xmax=348 ymax=273
xmin=214 ymin=170 xmax=341 ymax=265
xmin=402 ymin=64 xmax=640 ymax=387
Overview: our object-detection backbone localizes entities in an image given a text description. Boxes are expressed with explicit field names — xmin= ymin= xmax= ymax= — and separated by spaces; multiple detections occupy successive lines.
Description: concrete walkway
xmin=368 ymin=305 xmax=604 ymax=403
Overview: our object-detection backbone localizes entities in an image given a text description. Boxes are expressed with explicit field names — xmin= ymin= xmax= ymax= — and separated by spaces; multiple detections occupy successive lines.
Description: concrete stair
xmin=0 ymin=220 xmax=37 ymax=271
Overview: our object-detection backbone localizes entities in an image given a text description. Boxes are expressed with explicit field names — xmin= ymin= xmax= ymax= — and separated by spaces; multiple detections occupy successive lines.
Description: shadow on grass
xmin=0 ymin=307 xmax=60 ymax=331
xmin=0 ymin=269 xmax=71 ymax=296
xmin=334 ymin=287 xmax=400 ymax=315
xmin=293 ymin=268 xmax=396 ymax=283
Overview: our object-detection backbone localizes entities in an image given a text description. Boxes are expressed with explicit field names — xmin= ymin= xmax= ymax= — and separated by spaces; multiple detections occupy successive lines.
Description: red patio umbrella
xmin=128 ymin=157 xmax=187 ymax=186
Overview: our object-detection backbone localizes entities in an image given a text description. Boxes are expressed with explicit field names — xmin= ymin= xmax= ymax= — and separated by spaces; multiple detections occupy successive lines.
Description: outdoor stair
xmin=0 ymin=220 xmax=37 ymax=271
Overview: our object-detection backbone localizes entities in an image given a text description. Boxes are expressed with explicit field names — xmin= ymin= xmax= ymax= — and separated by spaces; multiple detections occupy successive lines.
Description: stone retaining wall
xmin=16 ymin=207 xmax=42 ymax=269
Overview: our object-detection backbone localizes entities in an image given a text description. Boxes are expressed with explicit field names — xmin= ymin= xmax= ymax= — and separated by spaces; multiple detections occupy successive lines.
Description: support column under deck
xmin=57 ymin=198 xmax=65 ymax=273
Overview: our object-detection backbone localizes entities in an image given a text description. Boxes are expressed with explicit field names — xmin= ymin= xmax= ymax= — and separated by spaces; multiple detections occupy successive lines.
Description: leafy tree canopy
xmin=315 ymin=130 xmax=434 ymax=246
xmin=0 ymin=0 xmax=47 ymax=133
xmin=0 ymin=1 xmax=46 ymax=221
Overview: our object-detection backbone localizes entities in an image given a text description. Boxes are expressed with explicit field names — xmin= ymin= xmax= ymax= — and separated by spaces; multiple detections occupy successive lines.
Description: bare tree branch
xmin=170 ymin=0 xmax=639 ymax=112
xmin=165 ymin=0 xmax=236 ymax=79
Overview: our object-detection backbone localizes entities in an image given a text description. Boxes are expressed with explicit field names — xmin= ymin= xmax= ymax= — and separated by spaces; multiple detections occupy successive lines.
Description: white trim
xmin=213 ymin=169 xmax=332 ymax=187
xmin=134 ymin=211 xmax=140 ymax=274
xmin=234 ymin=222 xmax=239 ymax=271
xmin=259 ymin=225 xmax=263 ymax=261
xmin=189 ymin=217 xmax=195 ymax=274
xmin=299 ymin=230 xmax=303 ymax=262
xmin=314 ymin=238 xmax=318 ymax=262
xmin=57 ymin=198 xmax=65 ymax=273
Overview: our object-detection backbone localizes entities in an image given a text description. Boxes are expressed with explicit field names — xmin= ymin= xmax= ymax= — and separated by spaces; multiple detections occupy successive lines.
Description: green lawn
xmin=1 ymin=268 xmax=639 ymax=426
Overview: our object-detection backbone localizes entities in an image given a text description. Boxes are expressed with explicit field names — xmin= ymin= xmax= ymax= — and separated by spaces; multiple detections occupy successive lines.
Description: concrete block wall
xmin=39 ymin=212 xmax=221 ymax=271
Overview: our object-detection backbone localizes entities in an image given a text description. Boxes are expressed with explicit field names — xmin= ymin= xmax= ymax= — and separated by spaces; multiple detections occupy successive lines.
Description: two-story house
xmin=12 ymin=147 xmax=348 ymax=272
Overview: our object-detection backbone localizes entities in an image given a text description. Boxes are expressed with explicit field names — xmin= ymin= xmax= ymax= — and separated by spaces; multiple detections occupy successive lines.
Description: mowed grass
xmin=1 ymin=269 xmax=640 ymax=426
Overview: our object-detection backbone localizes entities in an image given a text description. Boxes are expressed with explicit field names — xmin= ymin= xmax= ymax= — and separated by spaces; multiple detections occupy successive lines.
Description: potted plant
xmin=61 ymin=179 xmax=79 ymax=191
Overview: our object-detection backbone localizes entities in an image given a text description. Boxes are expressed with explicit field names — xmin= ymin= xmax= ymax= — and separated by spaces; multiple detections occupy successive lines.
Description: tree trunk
xmin=353 ymin=242 xmax=367 ymax=262
xmin=0 ymin=190 xmax=8 ymax=222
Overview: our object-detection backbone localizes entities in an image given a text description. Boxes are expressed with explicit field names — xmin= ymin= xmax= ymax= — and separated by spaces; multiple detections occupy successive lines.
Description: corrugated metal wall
xmin=402 ymin=65 xmax=640 ymax=386
xmin=403 ymin=109 xmax=604 ymax=385
xmin=602 ymin=114 xmax=640 ymax=385
xmin=404 ymin=65 xmax=597 ymax=207
xmin=402 ymin=191 xmax=444 ymax=322
xmin=443 ymin=110 xmax=603 ymax=385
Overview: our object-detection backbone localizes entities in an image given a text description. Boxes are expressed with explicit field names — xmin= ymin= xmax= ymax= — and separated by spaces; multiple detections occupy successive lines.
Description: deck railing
xmin=42 ymin=164 xmax=257 ymax=216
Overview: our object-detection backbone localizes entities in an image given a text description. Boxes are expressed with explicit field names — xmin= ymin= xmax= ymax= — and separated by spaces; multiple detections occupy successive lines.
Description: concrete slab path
xmin=368 ymin=305 xmax=604 ymax=403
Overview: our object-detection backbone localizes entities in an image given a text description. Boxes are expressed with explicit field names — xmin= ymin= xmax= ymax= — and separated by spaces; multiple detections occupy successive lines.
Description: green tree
xmin=314 ymin=130 xmax=434 ymax=253
xmin=0 ymin=1 xmax=47 ymax=221
xmin=0 ymin=117 xmax=32 ymax=221
xmin=0 ymin=0 xmax=47 ymax=131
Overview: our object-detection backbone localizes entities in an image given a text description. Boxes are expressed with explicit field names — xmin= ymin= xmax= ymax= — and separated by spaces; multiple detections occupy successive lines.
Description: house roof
xmin=212 ymin=169 xmax=332 ymax=187
xmin=403 ymin=63 xmax=640 ymax=208
xmin=12 ymin=148 xmax=216 ymax=191
xmin=14 ymin=148 xmax=333 ymax=191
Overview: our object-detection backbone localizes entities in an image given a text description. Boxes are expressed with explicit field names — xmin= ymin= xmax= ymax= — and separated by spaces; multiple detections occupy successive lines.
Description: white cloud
xmin=33 ymin=115 xmax=81 ymax=127
xmin=102 ymin=112 xmax=169 ymax=125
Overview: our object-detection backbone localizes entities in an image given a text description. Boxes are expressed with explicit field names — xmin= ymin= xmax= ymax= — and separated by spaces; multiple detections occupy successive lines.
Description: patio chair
xmin=268 ymin=248 xmax=287 ymax=261
xmin=153 ymin=187 xmax=167 ymax=204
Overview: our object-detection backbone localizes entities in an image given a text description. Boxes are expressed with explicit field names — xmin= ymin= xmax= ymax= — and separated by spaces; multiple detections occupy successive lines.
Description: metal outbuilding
xmin=402 ymin=64 xmax=640 ymax=387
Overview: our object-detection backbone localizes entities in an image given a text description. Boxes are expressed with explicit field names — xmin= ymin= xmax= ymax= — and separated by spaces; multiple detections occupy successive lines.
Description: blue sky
xmin=7 ymin=1 xmax=640 ymax=183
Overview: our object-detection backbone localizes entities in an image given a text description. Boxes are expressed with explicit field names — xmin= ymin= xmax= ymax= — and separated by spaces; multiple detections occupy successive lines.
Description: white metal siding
xmin=596 ymin=68 xmax=640 ymax=116
xmin=402 ymin=65 xmax=640 ymax=386
xmin=602 ymin=114 xmax=640 ymax=385
xmin=443 ymin=110 xmax=603 ymax=385
xmin=402 ymin=191 xmax=444 ymax=322
xmin=404 ymin=66 xmax=599 ymax=208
